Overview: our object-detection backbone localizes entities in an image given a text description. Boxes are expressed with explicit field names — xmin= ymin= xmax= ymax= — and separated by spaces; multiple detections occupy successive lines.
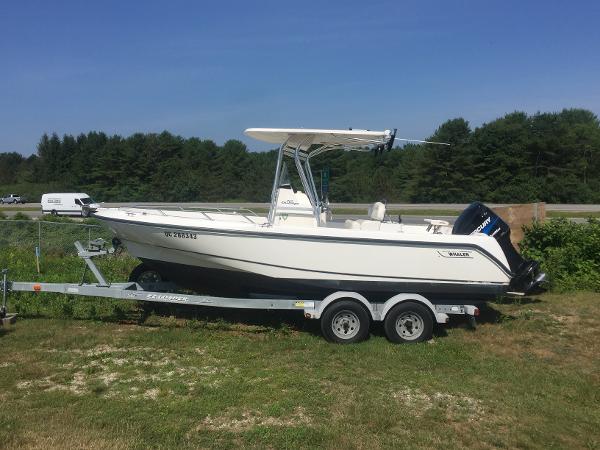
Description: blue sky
xmin=1 ymin=0 xmax=599 ymax=154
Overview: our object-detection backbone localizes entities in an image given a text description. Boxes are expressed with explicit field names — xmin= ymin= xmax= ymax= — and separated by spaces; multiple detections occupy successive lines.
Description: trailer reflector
xmin=33 ymin=284 xmax=41 ymax=292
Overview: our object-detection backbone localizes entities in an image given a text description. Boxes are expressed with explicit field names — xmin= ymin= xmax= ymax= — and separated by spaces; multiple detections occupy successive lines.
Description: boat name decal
xmin=281 ymin=199 xmax=300 ymax=205
xmin=437 ymin=250 xmax=473 ymax=258
xmin=164 ymin=231 xmax=197 ymax=239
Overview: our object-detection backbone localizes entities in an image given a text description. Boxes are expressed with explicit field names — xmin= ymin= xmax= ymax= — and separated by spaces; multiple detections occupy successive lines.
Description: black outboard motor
xmin=453 ymin=202 xmax=546 ymax=294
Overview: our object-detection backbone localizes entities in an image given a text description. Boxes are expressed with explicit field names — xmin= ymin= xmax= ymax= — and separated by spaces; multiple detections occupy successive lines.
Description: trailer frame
xmin=1 ymin=240 xmax=481 ymax=341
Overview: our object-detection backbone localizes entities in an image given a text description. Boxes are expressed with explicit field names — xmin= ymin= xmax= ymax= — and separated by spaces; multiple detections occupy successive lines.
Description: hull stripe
xmin=137 ymin=241 xmax=508 ymax=286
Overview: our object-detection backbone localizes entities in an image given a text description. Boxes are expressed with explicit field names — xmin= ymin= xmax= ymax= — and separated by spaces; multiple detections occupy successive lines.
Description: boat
xmin=92 ymin=128 xmax=546 ymax=302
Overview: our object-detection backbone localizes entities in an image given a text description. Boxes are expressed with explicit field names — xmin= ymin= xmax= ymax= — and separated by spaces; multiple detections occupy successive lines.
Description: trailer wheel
xmin=321 ymin=300 xmax=370 ymax=344
xmin=129 ymin=263 xmax=165 ymax=285
xmin=384 ymin=302 xmax=433 ymax=343
xmin=51 ymin=209 xmax=57 ymax=216
xmin=129 ymin=263 xmax=169 ymax=316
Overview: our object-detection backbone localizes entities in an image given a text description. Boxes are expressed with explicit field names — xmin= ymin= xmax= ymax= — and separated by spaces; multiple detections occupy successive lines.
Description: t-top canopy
xmin=244 ymin=128 xmax=391 ymax=150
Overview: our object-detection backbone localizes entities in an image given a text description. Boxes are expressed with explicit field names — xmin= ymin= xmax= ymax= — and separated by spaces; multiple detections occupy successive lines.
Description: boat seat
xmin=344 ymin=202 xmax=386 ymax=230
xmin=344 ymin=219 xmax=361 ymax=229
xmin=344 ymin=218 xmax=383 ymax=231
xmin=368 ymin=202 xmax=386 ymax=221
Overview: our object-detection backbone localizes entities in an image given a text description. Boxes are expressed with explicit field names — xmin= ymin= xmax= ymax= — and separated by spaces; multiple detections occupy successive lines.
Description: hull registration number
xmin=164 ymin=231 xmax=197 ymax=239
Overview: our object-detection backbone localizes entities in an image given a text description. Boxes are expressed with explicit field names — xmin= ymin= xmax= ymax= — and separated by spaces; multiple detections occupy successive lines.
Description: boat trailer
xmin=1 ymin=240 xmax=480 ymax=342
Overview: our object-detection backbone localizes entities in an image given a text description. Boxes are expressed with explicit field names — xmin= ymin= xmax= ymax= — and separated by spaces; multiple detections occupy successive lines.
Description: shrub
xmin=39 ymin=214 xmax=76 ymax=223
xmin=520 ymin=218 xmax=600 ymax=292
xmin=12 ymin=212 xmax=31 ymax=221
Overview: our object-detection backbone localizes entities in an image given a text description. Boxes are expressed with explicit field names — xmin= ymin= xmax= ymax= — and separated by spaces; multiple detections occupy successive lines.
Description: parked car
xmin=0 ymin=194 xmax=25 ymax=204
xmin=41 ymin=193 xmax=100 ymax=217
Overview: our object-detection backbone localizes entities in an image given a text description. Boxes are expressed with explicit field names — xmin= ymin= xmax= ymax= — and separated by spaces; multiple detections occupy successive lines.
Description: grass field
xmin=1 ymin=222 xmax=599 ymax=448
xmin=0 ymin=206 xmax=39 ymax=211
xmin=1 ymin=290 xmax=599 ymax=449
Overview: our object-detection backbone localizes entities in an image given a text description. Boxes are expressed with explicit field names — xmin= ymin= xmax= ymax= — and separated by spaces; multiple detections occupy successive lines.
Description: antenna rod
xmin=394 ymin=138 xmax=451 ymax=146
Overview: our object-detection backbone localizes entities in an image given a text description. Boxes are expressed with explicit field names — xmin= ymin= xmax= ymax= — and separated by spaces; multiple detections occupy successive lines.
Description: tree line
xmin=1 ymin=108 xmax=599 ymax=204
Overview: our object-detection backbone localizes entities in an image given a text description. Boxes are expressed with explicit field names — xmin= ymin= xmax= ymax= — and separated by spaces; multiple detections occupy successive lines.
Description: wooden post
xmin=492 ymin=202 xmax=546 ymax=247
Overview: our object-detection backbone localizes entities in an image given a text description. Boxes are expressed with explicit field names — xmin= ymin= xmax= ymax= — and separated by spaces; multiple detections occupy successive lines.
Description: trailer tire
xmin=384 ymin=302 xmax=433 ymax=343
xmin=51 ymin=209 xmax=57 ymax=216
xmin=129 ymin=263 xmax=165 ymax=285
xmin=321 ymin=300 xmax=370 ymax=344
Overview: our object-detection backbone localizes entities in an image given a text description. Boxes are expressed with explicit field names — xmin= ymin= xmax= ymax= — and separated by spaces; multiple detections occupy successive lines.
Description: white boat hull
xmin=96 ymin=210 xmax=512 ymax=301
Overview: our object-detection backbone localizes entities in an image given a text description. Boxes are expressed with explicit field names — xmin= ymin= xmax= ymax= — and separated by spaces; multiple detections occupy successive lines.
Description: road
xmin=2 ymin=202 xmax=597 ymax=224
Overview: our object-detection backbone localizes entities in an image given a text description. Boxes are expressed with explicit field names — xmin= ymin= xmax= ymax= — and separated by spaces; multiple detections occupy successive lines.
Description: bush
xmin=39 ymin=214 xmax=76 ymax=223
xmin=12 ymin=212 xmax=31 ymax=221
xmin=520 ymin=218 xmax=600 ymax=292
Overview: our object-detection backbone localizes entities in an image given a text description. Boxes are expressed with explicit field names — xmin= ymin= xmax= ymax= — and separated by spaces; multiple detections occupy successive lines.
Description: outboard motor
xmin=453 ymin=202 xmax=546 ymax=294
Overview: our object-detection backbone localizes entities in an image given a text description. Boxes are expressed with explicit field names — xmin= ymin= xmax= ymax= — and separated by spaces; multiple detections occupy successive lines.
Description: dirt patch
xmin=17 ymin=371 xmax=88 ymax=396
xmin=196 ymin=407 xmax=312 ymax=432
xmin=143 ymin=388 xmax=160 ymax=400
xmin=391 ymin=387 xmax=485 ymax=421
xmin=16 ymin=345 xmax=237 ymax=399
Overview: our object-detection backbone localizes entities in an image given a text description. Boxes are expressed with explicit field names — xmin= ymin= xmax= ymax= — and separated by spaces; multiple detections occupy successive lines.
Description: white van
xmin=41 ymin=193 xmax=100 ymax=217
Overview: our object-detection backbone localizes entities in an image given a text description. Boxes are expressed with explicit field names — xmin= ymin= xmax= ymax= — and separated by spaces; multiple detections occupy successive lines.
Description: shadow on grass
xmin=0 ymin=325 xmax=16 ymax=338
xmin=138 ymin=303 xmax=323 ymax=338
xmin=10 ymin=293 xmax=546 ymax=342
xmin=494 ymin=295 xmax=543 ymax=305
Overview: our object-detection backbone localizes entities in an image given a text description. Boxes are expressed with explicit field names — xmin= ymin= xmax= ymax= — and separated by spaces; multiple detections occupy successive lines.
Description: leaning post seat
xmin=345 ymin=202 xmax=386 ymax=230
xmin=368 ymin=202 xmax=386 ymax=221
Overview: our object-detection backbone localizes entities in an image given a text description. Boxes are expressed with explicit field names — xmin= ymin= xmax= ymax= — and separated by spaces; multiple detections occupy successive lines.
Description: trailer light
xmin=33 ymin=284 xmax=41 ymax=292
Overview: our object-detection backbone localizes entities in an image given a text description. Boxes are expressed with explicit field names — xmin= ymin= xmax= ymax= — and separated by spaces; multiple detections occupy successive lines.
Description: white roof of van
xmin=43 ymin=193 xmax=90 ymax=197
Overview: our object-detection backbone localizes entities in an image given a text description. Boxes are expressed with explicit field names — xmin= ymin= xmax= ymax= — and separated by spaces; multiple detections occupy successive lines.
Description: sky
xmin=1 ymin=0 xmax=599 ymax=154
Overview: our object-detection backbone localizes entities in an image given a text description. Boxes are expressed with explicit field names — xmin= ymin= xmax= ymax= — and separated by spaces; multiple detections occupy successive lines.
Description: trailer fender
xmin=307 ymin=291 xmax=373 ymax=320
xmin=380 ymin=294 xmax=449 ymax=324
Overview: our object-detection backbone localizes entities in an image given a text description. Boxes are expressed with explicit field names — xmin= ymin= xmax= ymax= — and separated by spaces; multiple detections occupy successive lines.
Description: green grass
xmin=1 ymin=246 xmax=599 ymax=448
xmin=0 ymin=206 xmax=39 ymax=211
xmin=546 ymin=210 xmax=600 ymax=219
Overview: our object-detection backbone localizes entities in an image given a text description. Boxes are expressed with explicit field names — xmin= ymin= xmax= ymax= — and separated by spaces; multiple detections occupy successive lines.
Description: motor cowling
xmin=452 ymin=202 xmax=546 ymax=294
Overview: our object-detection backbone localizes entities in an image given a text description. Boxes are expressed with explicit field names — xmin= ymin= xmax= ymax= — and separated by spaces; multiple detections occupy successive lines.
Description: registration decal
xmin=164 ymin=231 xmax=197 ymax=239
